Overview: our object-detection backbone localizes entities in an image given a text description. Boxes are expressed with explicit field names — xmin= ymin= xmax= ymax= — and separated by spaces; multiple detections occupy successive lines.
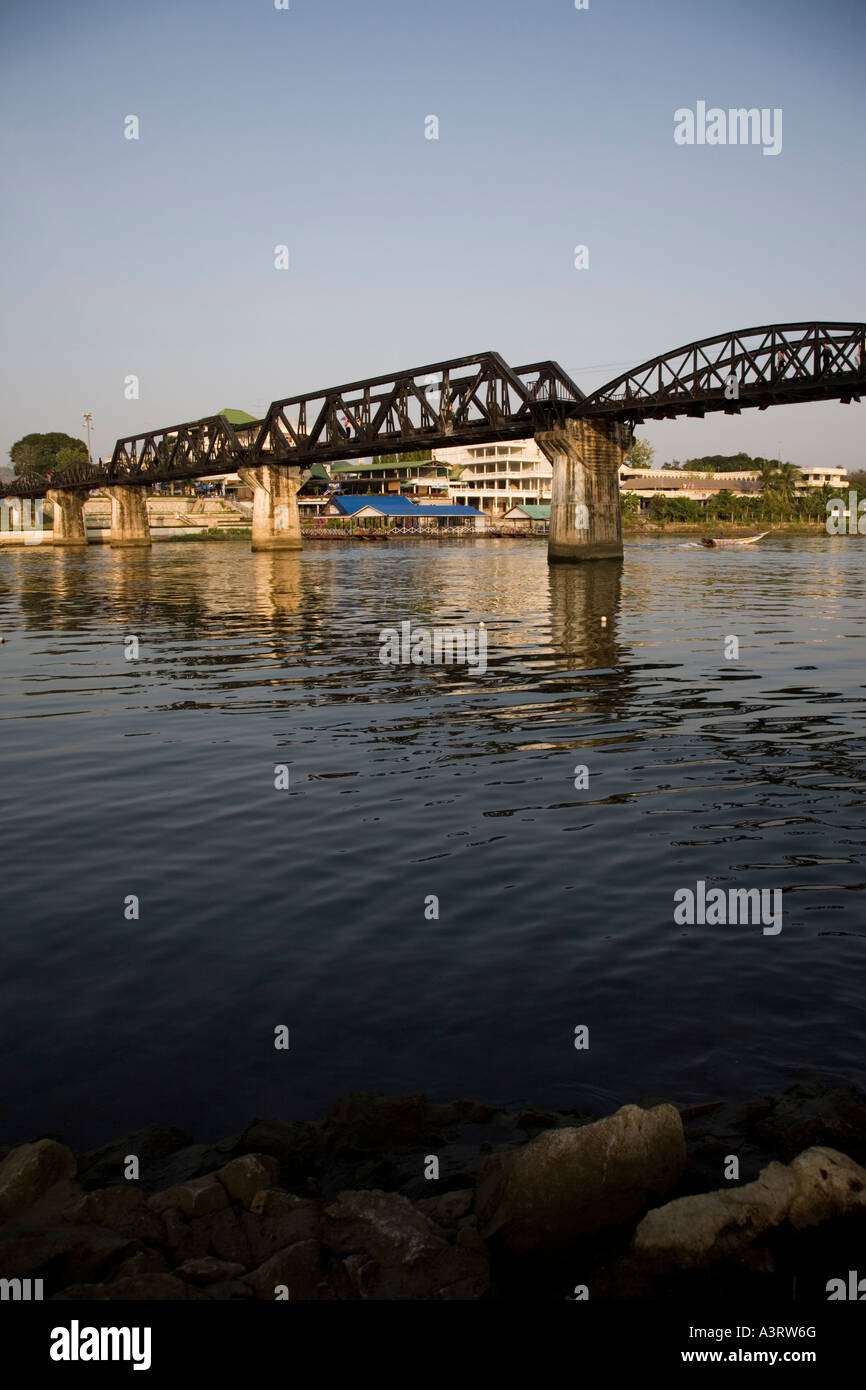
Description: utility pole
xmin=82 ymin=412 xmax=94 ymax=463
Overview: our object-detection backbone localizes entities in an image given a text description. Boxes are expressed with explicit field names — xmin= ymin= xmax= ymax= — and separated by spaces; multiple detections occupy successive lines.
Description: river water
xmin=0 ymin=536 xmax=863 ymax=1149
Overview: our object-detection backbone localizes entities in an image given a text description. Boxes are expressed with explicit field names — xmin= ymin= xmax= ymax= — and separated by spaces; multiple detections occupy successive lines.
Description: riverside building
xmin=434 ymin=440 xmax=553 ymax=520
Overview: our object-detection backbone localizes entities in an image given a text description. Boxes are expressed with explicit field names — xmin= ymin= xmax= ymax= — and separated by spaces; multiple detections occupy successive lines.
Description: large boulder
xmin=212 ymin=1154 xmax=280 ymax=1210
xmin=475 ymin=1103 xmax=686 ymax=1255
xmin=632 ymin=1161 xmax=795 ymax=1271
xmin=64 ymin=1187 xmax=166 ymax=1245
xmin=754 ymin=1085 xmax=866 ymax=1165
xmin=632 ymin=1145 xmax=866 ymax=1272
xmin=788 ymin=1146 xmax=866 ymax=1229
xmin=149 ymin=1175 xmax=228 ymax=1220
xmin=76 ymin=1125 xmax=193 ymax=1193
xmin=243 ymin=1190 xmax=321 ymax=1265
xmin=193 ymin=1208 xmax=254 ymax=1266
xmin=417 ymin=1189 xmax=474 ymax=1234
xmin=0 ymin=1140 xmax=77 ymax=1220
xmin=233 ymin=1120 xmax=319 ymax=1189
xmin=323 ymin=1189 xmax=489 ymax=1300
xmin=245 ymin=1240 xmax=322 ymax=1300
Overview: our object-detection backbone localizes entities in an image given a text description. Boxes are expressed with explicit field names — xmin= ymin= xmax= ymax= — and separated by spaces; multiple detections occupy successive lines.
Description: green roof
xmin=507 ymin=504 xmax=550 ymax=519
xmin=329 ymin=460 xmax=384 ymax=473
xmin=218 ymin=407 xmax=258 ymax=425
xmin=330 ymin=459 xmax=446 ymax=475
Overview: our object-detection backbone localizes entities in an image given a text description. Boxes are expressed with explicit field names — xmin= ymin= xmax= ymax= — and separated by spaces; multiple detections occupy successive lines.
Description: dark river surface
xmin=0 ymin=536 xmax=864 ymax=1150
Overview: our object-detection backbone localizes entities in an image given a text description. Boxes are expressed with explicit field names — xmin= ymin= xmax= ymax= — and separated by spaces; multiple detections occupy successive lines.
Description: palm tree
xmin=758 ymin=459 xmax=802 ymax=519
xmin=776 ymin=462 xmax=803 ymax=515
xmin=758 ymin=459 xmax=781 ymax=492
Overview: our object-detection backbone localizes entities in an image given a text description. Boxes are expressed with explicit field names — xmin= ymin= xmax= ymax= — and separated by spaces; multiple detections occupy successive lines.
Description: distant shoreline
xmin=0 ymin=520 xmax=849 ymax=548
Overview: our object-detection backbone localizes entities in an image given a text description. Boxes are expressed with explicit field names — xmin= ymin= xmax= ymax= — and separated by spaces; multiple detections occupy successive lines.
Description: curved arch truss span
xmin=577 ymin=321 xmax=865 ymax=423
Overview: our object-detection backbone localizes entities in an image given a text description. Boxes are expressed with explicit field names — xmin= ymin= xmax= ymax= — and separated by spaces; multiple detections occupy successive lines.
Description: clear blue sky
xmin=1 ymin=0 xmax=864 ymax=469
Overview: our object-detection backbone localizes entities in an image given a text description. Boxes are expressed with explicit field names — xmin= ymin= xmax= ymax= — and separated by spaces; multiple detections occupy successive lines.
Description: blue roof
xmin=332 ymin=495 xmax=417 ymax=515
xmin=409 ymin=504 xmax=483 ymax=517
xmin=330 ymin=495 xmax=482 ymax=518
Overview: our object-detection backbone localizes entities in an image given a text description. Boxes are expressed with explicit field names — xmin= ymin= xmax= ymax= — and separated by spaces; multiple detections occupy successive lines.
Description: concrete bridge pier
xmin=238 ymin=464 xmax=308 ymax=551
xmin=106 ymin=486 xmax=152 ymax=547
xmin=47 ymin=489 xmax=88 ymax=546
xmin=536 ymin=418 xmax=633 ymax=563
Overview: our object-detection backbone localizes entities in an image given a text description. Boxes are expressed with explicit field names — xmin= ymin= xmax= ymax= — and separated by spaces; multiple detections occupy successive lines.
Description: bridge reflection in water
xmin=2 ymin=537 xmax=864 ymax=1143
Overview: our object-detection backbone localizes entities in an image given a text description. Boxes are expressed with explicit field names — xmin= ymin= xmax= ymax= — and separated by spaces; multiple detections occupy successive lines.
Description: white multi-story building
xmin=618 ymin=463 xmax=848 ymax=500
xmin=435 ymin=440 xmax=552 ymax=518
xmin=796 ymin=464 xmax=848 ymax=488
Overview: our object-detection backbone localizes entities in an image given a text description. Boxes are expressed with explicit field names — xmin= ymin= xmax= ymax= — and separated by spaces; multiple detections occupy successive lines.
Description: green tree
xmin=10 ymin=432 xmax=89 ymax=477
xmin=628 ymin=438 xmax=655 ymax=469
xmin=755 ymin=459 xmax=804 ymax=520
xmin=55 ymin=447 xmax=88 ymax=472
xmin=708 ymin=488 xmax=737 ymax=521
xmin=370 ymin=449 xmax=432 ymax=466
xmin=776 ymin=462 xmax=803 ymax=506
xmin=758 ymin=459 xmax=782 ymax=492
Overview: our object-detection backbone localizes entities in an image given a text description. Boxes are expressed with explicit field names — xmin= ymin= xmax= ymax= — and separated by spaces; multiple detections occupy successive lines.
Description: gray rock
xmin=245 ymin=1240 xmax=322 ymax=1300
xmin=632 ymin=1145 xmax=866 ymax=1272
xmin=755 ymin=1085 xmax=866 ymax=1165
xmin=76 ymin=1125 xmax=193 ymax=1192
xmin=213 ymin=1155 xmax=280 ymax=1210
xmin=176 ymin=1256 xmax=247 ymax=1286
xmin=476 ymin=1103 xmax=686 ymax=1255
xmin=203 ymin=1279 xmax=254 ymax=1299
xmin=54 ymin=1273 xmax=207 ymax=1300
xmin=788 ymin=1146 xmax=866 ymax=1229
xmin=235 ymin=1120 xmax=319 ymax=1188
xmin=107 ymin=1250 xmax=171 ymax=1281
xmin=149 ymin=1175 xmax=228 ymax=1219
xmin=64 ymin=1187 xmax=166 ymax=1244
xmin=417 ymin=1189 xmax=474 ymax=1231
xmin=0 ymin=1224 xmax=131 ymax=1284
xmin=324 ymin=1189 xmax=444 ymax=1264
xmin=193 ymin=1207 xmax=254 ymax=1267
xmin=244 ymin=1190 xmax=321 ymax=1265
xmin=322 ymin=1189 xmax=489 ymax=1300
xmin=0 ymin=1140 xmax=77 ymax=1219
xmin=158 ymin=1207 xmax=205 ymax=1265
xmin=632 ymin=1161 xmax=796 ymax=1271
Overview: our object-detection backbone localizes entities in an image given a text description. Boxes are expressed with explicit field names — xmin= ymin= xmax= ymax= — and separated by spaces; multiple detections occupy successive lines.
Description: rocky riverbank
xmin=1 ymin=1083 xmax=865 ymax=1300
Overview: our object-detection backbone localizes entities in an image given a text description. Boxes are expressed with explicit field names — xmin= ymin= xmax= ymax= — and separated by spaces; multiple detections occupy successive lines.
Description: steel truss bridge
xmin=6 ymin=321 xmax=864 ymax=499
